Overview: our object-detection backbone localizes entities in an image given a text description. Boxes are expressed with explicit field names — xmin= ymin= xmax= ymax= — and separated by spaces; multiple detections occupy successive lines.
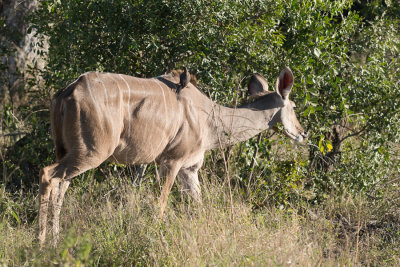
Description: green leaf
xmin=318 ymin=137 xmax=325 ymax=154
xmin=313 ymin=48 xmax=321 ymax=58
xmin=10 ymin=209 xmax=20 ymax=224
xmin=326 ymin=140 xmax=333 ymax=152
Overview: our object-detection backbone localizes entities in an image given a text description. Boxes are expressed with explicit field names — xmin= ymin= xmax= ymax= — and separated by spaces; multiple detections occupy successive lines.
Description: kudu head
xmin=248 ymin=67 xmax=308 ymax=142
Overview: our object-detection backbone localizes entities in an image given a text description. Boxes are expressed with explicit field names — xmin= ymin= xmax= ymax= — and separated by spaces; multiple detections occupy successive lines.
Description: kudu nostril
xmin=302 ymin=131 xmax=308 ymax=138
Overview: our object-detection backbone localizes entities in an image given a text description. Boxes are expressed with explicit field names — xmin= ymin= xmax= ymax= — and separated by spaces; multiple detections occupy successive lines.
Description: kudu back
xmin=38 ymin=67 xmax=306 ymax=246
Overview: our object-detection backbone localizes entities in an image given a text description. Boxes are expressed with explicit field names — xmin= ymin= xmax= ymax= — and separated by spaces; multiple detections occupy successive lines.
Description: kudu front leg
xmin=158 ymin=164 xmax=181 ymax=218
xmin=179 ymin=169 xmax=202 ymax=203
xmin=178 ymin=158 xmax=204 ymax=203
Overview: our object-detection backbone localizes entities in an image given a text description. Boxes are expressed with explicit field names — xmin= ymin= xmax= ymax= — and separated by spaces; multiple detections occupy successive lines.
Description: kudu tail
xmin=51 ymin=92 xmax=67 ymax=161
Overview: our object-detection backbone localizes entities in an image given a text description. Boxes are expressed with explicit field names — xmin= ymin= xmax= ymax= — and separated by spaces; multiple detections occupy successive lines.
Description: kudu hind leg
xmin=38 ymin=164 xmax=62 ymax=246
xmin=50 ymin=180 xmax=70 ymax=246
xmin=38 ymin=153 xmax=106 ymax=246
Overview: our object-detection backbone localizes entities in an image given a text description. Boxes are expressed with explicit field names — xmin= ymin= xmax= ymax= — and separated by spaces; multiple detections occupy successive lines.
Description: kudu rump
xmin=38 ymin=67 xmax=307 ymax=245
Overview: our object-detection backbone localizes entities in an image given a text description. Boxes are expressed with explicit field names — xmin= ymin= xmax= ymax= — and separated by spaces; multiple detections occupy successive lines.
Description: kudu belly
xmin=109 ymin=115 xmax=180 ymax=165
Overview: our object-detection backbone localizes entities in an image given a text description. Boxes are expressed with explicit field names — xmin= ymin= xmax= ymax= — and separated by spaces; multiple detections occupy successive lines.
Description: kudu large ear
xmin=275 ymin=67 xmax=294 ymax=100
xmin=248 ymin=73 xmax=269 ymax=96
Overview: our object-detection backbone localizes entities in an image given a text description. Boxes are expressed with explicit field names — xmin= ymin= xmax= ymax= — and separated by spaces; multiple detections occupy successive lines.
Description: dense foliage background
xmin=26 ymin=0 xmax=400 ymax=200
xmin=0 ymin=0 xmax=399 ymax=265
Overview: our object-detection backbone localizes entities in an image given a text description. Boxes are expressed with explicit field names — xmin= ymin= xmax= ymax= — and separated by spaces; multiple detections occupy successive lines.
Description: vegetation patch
xmin=0 ymin=0 xmax=399 ymax=265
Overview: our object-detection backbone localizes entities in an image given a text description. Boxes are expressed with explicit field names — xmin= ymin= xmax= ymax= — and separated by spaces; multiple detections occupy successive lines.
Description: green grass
xmin=0 ymin=171 xmax=399 ymax=266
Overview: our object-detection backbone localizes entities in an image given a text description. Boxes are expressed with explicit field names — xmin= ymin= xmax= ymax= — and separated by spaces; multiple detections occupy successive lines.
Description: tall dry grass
xmin=0 ymin=168 xmax=399 ymax=266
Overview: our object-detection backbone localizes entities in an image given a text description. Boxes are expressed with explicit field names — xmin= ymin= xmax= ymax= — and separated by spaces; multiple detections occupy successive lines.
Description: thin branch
xmin=247 ymin=133 xmax=262 ymax=189
xmin=337 ymin=124 xmax=369 ymax=146
xmin=0 ymin=132 xmax=27 ymax=137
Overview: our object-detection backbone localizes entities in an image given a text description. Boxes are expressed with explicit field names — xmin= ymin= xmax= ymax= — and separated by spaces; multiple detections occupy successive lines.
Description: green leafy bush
xmin=1 ymin=0 xmax=397 ymax=204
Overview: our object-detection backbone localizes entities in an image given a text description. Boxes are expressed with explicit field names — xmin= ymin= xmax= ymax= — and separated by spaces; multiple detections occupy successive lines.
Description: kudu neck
xmin=206 ymin=97 xmax=280 ymax=149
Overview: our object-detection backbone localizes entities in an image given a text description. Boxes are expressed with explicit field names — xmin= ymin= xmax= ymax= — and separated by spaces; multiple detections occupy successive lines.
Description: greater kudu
xmin=38 ymin=67 xmax=307 ymax=245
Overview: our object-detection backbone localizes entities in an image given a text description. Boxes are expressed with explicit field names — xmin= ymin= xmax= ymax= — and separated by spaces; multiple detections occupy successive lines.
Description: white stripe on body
xmin=119 ymin=74 xmax=132 ymax=163
xmin=106 ymin=73 xmax=123 ymax=126
xmin=137 ymin=79 xmax=155 ymax=163
xmin=84 ymin=74 xmax=102 ymax=130
xmin=96 ymin=73 xmax=109 ymax=107
xmin=106 ymin=73 xmax=125 ymax=164
xmin=150 ymin=79 xmax=170 ymax=158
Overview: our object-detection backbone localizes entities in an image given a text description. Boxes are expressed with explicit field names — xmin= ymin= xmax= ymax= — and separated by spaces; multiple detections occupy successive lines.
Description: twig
xmin=0 ymin=132 xmax=26 ymax=137
xmin=22 ymin=109 xmax=49 ymax=123
xmin=355 ymin=199 xmax=362 ymax=264
xmin=247 ymin=133 xmax=262 ymax=189
xmin=337 ymin=124 xmax=369 ymax=146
